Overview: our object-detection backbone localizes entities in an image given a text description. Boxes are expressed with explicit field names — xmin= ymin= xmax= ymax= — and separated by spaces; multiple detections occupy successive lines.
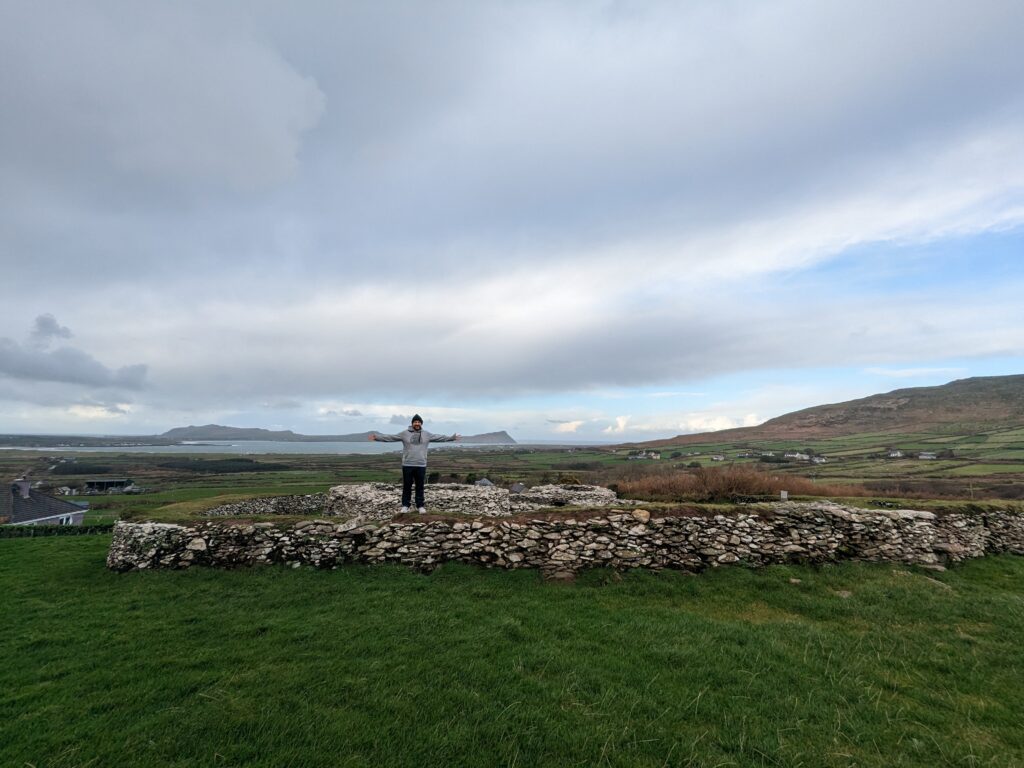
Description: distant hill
xmin=161 ymin=425 xmax=301 ymax=441
xmin=638 ymin=375 xmax=1024 ymax=447
xmin=160 ymin=424 xmax=517 ymax=444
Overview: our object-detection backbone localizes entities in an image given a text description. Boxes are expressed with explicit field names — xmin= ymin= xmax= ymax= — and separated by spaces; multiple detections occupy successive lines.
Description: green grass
xmin=3 ymin=537 xmax=1024 ymax=767
xmin=947 ymin=464 xmax=1024 ymax=477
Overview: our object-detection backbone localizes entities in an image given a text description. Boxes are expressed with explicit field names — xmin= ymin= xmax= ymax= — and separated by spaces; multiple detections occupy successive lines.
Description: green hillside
xmin=643 ymin=375 xmax=1024 ymax=446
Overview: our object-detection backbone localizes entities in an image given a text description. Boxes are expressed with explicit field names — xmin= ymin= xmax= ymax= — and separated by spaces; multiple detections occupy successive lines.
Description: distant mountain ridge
xmin=638 ymin=375 xmax=1024 ymax=447
xmin=160 ymin=424 xmax=517 ymax=444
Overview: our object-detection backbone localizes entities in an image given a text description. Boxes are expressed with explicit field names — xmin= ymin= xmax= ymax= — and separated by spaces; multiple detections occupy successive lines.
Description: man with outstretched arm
xmin=369 ymin=414 xmax=460 ymax=513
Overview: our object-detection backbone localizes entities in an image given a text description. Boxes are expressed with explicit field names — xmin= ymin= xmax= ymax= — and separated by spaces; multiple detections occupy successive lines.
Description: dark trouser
xmin=402 ymin=465 xmax=427 ymax=508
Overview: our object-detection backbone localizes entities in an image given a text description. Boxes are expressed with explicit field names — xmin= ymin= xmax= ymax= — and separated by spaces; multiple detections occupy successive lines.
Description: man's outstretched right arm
xmin=369 ymin=431 xmax=403 ymax=442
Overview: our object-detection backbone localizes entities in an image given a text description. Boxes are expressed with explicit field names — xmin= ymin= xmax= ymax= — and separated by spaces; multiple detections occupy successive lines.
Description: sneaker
xmin=417 ymin=507 xmax=427 ymax=514
xmin=400 ymin=506 xmax=409 ymax=514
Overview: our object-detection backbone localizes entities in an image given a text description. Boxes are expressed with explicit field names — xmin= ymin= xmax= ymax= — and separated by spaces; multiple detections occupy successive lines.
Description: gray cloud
xmin=0 ymin=340 xmax=148 ymax=390
xmin=262 ymin=399 xmax=302 ymax=410
xmin=0 ymin=2 xmax=324 ymax=194
xmin=389 ymin=414 xmax=412 ymax=425
xmin=75 ymin=397 xmax=131 ymax=416
xmin=2 ymin=1 xmax=1023 ymax=289
xmin=0 ymin=380 xmax=132 ymax=410
xmin=320 ymin=408 xmax=362 ymax=417
xmin=29 ymin=314 xmax=72 ymax=348
xmin=0 ymin=317 xmax=147 ymax=390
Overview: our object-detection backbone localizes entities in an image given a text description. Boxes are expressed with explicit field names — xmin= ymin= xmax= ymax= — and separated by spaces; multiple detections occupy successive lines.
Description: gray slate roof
xmin=1 ymin=485 xmax=85 ymax=524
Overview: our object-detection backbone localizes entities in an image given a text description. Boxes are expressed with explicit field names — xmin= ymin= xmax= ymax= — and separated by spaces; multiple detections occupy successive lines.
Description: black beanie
xmin=411 ymin=414 xmax=423 ymax=424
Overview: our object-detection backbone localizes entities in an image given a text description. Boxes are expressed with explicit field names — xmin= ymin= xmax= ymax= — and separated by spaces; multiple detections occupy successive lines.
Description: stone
xmin=631 ymin=509 xmax=651 ymax=523
xmin=510 ymin=484 xmax=621 ymax=511
xmin=105 ymin=501 xmax=1024 ymax=579
xmin=317 ymin=482 xmax=637 ymax=523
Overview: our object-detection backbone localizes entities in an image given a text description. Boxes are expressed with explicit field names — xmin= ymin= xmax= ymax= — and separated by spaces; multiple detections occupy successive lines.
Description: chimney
xmin=13 ymin=479 xmax=31 ymax=499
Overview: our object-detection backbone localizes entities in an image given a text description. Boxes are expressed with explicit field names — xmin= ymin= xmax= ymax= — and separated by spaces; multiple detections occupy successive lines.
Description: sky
xmin=2 ymin=0 xmax=1024 ymax=442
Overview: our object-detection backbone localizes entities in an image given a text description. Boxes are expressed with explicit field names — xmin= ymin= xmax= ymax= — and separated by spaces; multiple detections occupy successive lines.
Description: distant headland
xmin=0 ymin=424 xmax=517 ymax=448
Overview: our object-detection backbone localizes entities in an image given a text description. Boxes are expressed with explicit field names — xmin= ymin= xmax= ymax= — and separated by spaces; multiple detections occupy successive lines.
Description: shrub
xmin=52 ymin=464 xmax=113 ymax=475
xmin=615 ymin=465 xmax=866 ymax=503
xmin=158 ymin=458 xmax=290 ymax=474
xmin=0 ymin=523 xmax=115 ymax=538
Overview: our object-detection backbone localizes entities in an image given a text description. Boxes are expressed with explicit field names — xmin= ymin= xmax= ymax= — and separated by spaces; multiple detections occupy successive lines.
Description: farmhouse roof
xmin=1 ymin=482 xmax=85 ymax=525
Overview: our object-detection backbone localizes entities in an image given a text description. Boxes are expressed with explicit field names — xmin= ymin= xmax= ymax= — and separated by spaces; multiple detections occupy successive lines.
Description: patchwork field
xmin=5 ymin=425 xmax=1024 ymax=528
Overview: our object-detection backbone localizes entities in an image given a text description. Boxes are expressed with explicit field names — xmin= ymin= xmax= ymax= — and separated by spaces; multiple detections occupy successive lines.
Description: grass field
xmin=3 ymin=536 xmax=1023 ymax=767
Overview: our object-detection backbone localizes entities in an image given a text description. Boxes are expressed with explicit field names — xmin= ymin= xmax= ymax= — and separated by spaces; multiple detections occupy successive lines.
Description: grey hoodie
xmin=374 ymin=427 xmax=457 ymax=467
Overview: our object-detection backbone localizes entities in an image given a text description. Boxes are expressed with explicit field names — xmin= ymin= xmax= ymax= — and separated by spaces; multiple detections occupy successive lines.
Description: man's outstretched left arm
xmin=429 ymin=432 xmax=461 ymax=442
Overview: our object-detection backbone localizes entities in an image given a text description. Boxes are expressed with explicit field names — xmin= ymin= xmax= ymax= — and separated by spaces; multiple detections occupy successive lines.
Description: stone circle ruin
xmin=105 ymin=481 xmax=1024 ymax=577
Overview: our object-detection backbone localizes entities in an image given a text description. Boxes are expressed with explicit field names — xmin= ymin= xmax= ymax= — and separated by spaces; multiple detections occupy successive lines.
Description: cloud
xmin=2 ymin=2 xmax=1024 ymax=434
xmin=0 ymin=2 xmax=324 ymax=193
xmin=0 ymin=318 xmax=147 ymax=390
xmin=29 ymin=313 xmax=72 ymax=348
xmin=263 ymin=399 xmax=302 ymax=410
xmin=318 ymin=407 xmax=363 ymax=417
xmin=603 ymin=416 xmax=631 ymax=435
xmin=676 ymin=413 xmax=764 ymax=434
xmin=389 ymin=414 xmax=412 ymax=425
xmin=552 ymin=420 xmax=585 ymax=433
xmin=68 ymin=401 xmax=132 ymax=419
xmin=864 ymin=367 xmax=968 ymax=379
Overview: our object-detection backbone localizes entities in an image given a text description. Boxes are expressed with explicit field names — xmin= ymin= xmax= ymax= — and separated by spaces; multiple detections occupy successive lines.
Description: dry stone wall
xmin=108 ymin=501 xmax=1024 ymax=575
xmin=202 ymin=493 xmax=328 ymax=518
xmin=321 ymin=482 xmax=624 ymax=521
xmin=201 ymin=483 xmax=631 ymax=527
